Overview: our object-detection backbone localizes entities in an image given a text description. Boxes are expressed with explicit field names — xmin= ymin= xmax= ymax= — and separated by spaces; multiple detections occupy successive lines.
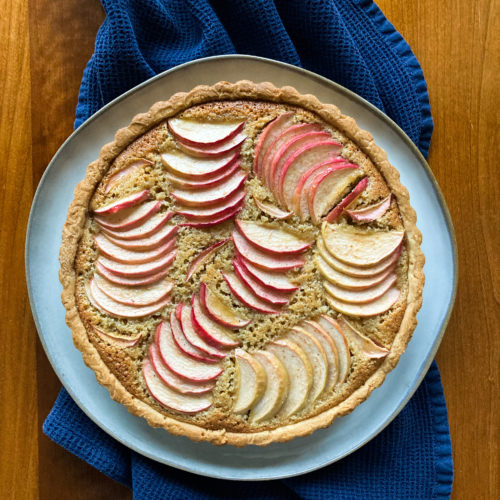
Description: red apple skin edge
xmin=324 ymin=177 xmax=369 ymax=223
xmin=168 ymin=120 xmax=244 ymax=147
xmin=185 ymin=239 xmax=230 ymax=282
xmin=253 ymin=112 xmax=294 ymax=178
xmin=235 ymin=220 xmax=311 ymax=256
xmin=199 ymin=282 xmax=251 ymax=328
xmin=190 ymin=294 xmax=239 ymax=349
xmin=94 ymin=189 xmax=150 ymax=215
xmin=179 ymin=205 xmax=242 ymax=228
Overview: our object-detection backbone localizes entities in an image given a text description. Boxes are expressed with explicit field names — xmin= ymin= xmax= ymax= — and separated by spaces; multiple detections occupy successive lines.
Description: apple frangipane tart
xmin=59 ymin=81 xmax=424 ymax=446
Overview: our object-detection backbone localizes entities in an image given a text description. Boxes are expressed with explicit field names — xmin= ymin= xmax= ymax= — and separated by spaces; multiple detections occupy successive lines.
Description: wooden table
xmin=1 ymin=0 xmax=498 ymax=498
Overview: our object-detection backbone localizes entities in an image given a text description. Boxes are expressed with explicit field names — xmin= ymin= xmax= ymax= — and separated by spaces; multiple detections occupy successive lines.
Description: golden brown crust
xmin=59 ymin=81 xmax=425 ymax=446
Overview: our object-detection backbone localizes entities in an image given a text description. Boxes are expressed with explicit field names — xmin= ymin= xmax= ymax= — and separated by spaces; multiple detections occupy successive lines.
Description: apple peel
xmin=336 ymin=315 xmax=389 ymax=359
xmin=94 ymin=273 xmax=173 ymax=306
xmin=346 ymin=194 xmax=392 ymax=222
xmin=232 ymin=230 xmax=305 ymax=271
xmin=161 ymin=150 xmax=238 ymax=179
xmin=95 ymin=200 xmax=162 ymax=232
xmin=102 ymin=211 xmax=173 ymax=241
xmin=200 ymin=283 xmax=250 ymax=329
xmin=178 ymin=132 xmax=246 ymax=157
xmin=253 ymin=112 xmax=294 ymax=178
xmin=92 ymin=327 xmax=143 ymax=348
xmin=149 ymin=343 xmax=216 ymax=394
xmin=253 ymin=197 xmax=292 ymax=219
xmin=222 ymin=271 xmax=283 ymax=314
xmin=322 ymin=222 xmax=404 ymax=267
xmin=143 ymin=359 xmax=213 ymax=413
xmin=94 ymin=190 xmax=150 ymax=215
xmin=325 ymin=287 xmax=400 ymax=317
xmin=168 ymin=118 xmax=244 ymax=147
xmin=171 ymin=170 xmax=247 ymax=207
xmin=324 ymin=177 xmax=369 ymax=223
xmin=185 ymin=239 xmax=230 ymax=282
xmin=236 ymin=220 xmax=311 ymax=255
xmin=104 ymin=159 xmax=152 ymax=194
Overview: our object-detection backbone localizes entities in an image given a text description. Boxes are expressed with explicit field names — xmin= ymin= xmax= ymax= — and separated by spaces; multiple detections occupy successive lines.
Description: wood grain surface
xmin=1 ymin=0 xmax=498 ymax=498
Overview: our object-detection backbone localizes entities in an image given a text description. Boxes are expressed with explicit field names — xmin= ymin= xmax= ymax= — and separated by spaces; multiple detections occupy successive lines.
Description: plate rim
xmin=25 ymin=54 xmax=458 ymax=480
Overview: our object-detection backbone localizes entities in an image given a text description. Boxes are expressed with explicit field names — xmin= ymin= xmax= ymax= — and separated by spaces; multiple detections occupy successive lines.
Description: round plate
xmin=26 ymin=55 xmax=457 ymax=481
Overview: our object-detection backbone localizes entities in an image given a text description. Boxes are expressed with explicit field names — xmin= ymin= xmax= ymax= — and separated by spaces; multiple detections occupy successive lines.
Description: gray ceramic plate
xmin=26 ymin=55 xmax=457 ymax=481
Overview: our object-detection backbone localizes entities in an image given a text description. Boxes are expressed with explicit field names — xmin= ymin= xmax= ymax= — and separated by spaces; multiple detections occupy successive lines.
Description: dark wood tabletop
xmin=1 ymin=0 xmax=498 ymax=498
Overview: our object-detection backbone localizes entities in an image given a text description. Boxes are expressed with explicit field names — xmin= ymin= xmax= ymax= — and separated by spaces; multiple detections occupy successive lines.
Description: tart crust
xmin=59 ymin=81 xmax=424 ymax=446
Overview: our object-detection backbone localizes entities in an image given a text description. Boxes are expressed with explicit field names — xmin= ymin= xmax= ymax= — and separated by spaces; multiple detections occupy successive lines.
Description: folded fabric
xmin=46 ymin=0 xmax=452 ymax=497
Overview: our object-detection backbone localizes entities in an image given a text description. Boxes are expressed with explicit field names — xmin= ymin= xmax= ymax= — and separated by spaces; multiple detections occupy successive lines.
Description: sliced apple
xmin=191 ymin=294 xmax=240 ymax=348
xmin=286 ymin=327 xmax=328 ymax=404
xmin=161 ymin=150 xmax=238 ymax=179
xmin=300 ymin=320 xmax=339 ymax=392
xmin=155 ymin=321 xmax=222 ymax=382
xmin=236 ymin=257 xmax=298 ymax=292
xmin=102 ymin=211 xmax=173 ymax=241
xmin=104 ymin=224 xmax=178 ymax=251
xmin=291 ymin=158 xmax=346 ymax=220
xmin=179 ymin=204 xmax=242 ymax=228
xmin=253 ymin=112 xmax=294 ymax=178
xmin=176 ymin=189 xmax=245 ymax=220
xmin=266 ymin=339 xmax=312 ymax=418
xmin=346 ymin=194 xmax=392 ymax=222
xmin=95 ymin=261 xmax=170 ymax=287
xmin=325 ymin=177 xmax=369 ymax=223
xmin=336 ymin=315 xmax=389 ymax=359
xmin=270 ymin=131 xmax=330 ymax=196
xmin=236 ymin=220 xmax=311 ymax=255
xmin=168 ymin=118 xmax=245 ymax=147
xmin=149 ymin=343 xmax=215 ymax=394
xmin=250 ymin=351 xmax=289 ymax=423
xmin=315 ymin=254 xmax=394 ymax=290
xmin=169 ymin=309 xmax=219 ymax=363
xmin=171 ymin=170 xmax=247 ymax=207
xmin=253 ymin=197 xmax=292 ymax=219
xmin=317 ymin=236 xmax=402 ymax=278
xmin=143 ymin=359 xmax=212 ymax=413
xmin=233 ymin=258 xmax=290 ymax=305
xmin=263 ymin=123 xmax=323 ymax=190
xmin=279 ymin=140 xmax=342 ymax=208
xmin=93 ymin=190 xmax=150 ymax=215
xmin=232 ymin=230 xmax=305 ymax=271
xmin=185 ymin=239 xmax=230 ymax=282
xmin=104 ymin=159 xmax=152 ymax=194
xmin=95 ymin=200 xmax=162 ymax=232
xmin=326 ymin=287 xmax=400 ymax=317
xmin=97 ymin=250 xmax=176 ymax=278
xmin=166 ymin=159 xmax=240 ymax=189
xmin=179 ymin=304 xmax=226 ymax=359
xmin=177 ymin=132 xmax=246 ymax=158
xmin=92 ymin=326 xmax=143 ymax=348
xmin=94 ymin=233 xmax=175 ymax=264
xmin=222 ymin=271 xmax=283 ymax=314
xmin=87 ymin=279 xmax=170 ymax=318
xmin=233 ymin=349 xmax=267 ymax=414
xmin=322 ymin=223 xmax=405 ymax=267
xmin=94 ymin=273 xmax=173 ymax=306
xmin=324 ymin=273 xmax=397 ymax=305
xmin=309 ymin=166 xmax=362 ymax=223
xmin=199 ymin=283 xmax=250 ymax=329
xmin=316 ymin=315 xmax=350 ymax=385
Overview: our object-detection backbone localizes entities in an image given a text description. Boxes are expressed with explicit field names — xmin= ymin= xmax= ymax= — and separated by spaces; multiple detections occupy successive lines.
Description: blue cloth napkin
xmin=46 ymin=0 xmax=453 ymax=497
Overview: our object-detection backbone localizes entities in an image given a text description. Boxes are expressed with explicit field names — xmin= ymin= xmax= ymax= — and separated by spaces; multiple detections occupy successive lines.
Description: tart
xmin=59 ymin=81 xmax=424 ymax=446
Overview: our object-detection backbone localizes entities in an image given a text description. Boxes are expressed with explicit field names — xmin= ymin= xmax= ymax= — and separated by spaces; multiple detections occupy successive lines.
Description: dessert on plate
xmin=59 ymin=81 xmax=424 ymax=446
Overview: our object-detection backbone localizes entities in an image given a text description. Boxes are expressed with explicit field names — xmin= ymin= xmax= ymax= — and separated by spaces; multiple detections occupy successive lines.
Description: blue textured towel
xmin=45 ymin=0 xmax=453 ymax=497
